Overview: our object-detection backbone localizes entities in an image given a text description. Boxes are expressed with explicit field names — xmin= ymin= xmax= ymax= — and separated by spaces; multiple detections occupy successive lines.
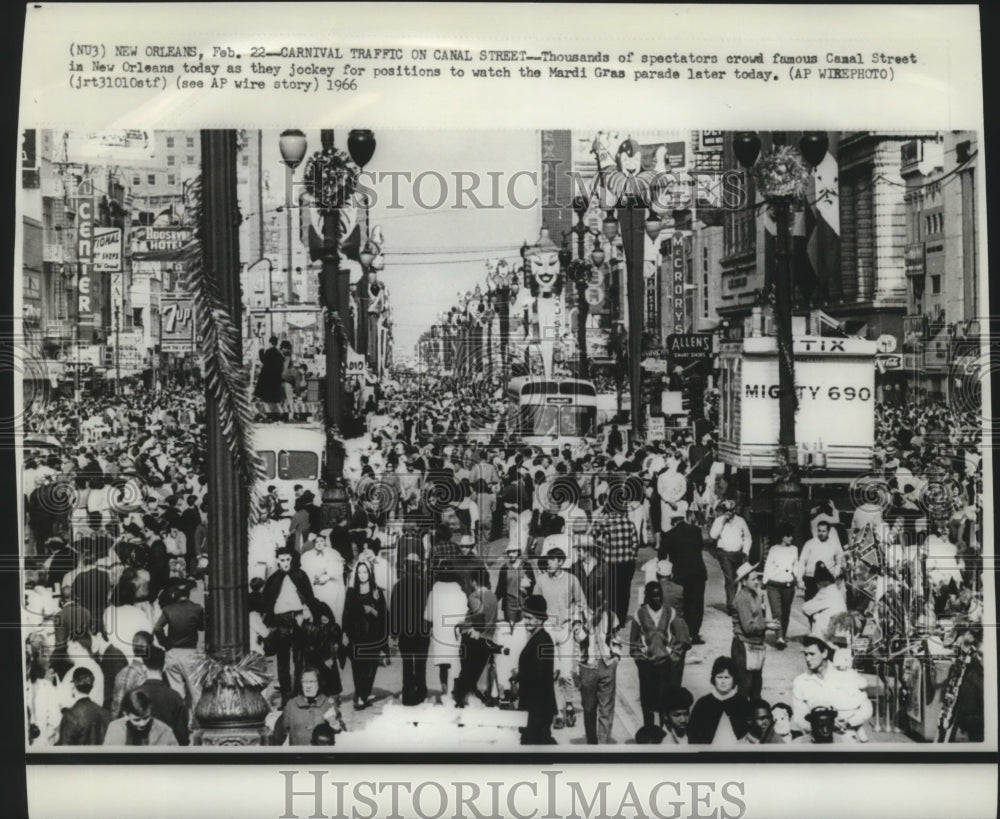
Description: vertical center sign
xmin=671 ymin=231 xmax=687 ymax=335
xmin=76 ymin=198 xmax=95 ymax=324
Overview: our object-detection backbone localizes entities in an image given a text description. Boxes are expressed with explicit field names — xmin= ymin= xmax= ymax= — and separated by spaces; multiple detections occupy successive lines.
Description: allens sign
xmin=666 ymin=333 xmax=712 ymax=362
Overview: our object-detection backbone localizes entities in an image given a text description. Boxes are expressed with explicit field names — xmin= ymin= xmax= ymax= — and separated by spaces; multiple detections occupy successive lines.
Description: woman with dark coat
xmin=687 ymin=657 xmax=751 ymax=745
xmin=342 ymin=561 xmax=388 ymax=711
xmin=294 ymin=601 xmax=344 ymax=700
xmin=254 ymin=336 xmax=286 ymax=412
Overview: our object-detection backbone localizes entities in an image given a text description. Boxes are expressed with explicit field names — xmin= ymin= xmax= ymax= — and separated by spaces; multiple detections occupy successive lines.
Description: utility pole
xmin=114 ymin=303 xmax=121 ymax=394
xmin=317 ymin=129 xmax=348 ymax=526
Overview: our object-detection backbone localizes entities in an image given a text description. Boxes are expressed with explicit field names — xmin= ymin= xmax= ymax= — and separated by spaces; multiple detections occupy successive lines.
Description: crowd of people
xmin=22 ymin=363 xmax=986 ymax=747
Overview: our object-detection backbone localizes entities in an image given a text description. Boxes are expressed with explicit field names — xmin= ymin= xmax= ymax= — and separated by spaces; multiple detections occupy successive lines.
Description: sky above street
xmin=364 ymin=130 xmax=542 ymax=356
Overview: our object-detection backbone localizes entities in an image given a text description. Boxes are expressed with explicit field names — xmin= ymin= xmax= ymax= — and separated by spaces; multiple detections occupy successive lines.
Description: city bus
xmin=504 ymin=376 xmax=598 ymax=445
xmin=253 ymin=422 xmax=325 ymax=517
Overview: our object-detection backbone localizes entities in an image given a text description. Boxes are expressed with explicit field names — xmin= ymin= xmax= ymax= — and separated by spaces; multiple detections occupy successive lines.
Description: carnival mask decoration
xmin=368 ymin=225 xmax=386 ymax=272
xmin=591 ymin=131 xmax=660 ymax=205
xmin=526 ymin=227 xmax=564 ymax=298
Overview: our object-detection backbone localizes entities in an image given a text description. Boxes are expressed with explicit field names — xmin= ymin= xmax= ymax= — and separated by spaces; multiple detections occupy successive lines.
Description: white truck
xmin=252 ymin=422 xmax=325 ymax=517
xmin=717 ymin=335 xmax=878 ymax=480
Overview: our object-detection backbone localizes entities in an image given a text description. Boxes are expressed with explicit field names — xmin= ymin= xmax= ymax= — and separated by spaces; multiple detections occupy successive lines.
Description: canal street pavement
xmin=335 ymin=532 xmax=915 ymax=745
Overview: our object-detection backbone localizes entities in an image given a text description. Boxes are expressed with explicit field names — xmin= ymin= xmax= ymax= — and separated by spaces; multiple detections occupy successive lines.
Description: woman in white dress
xmin=423 ymin=562 xmax=468 ymax=702
xmin=301 ymin=532 xmax=347 ymax=626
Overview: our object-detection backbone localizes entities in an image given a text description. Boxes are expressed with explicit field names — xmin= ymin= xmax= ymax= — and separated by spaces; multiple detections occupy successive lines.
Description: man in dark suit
xmin=388 ymin=554 xmax=431 ymax=706
xmin=263 ymin=548 xmax=317 ymax=701
xmin=57 ymin=667 xmax=110 ymax=746
xmin=659 ymin=510 xmax=707 ymax=644
xmin=516 ymin=595 xmax=557 ymax=744
xmin=178 ymin=495 xmax=202 ymax=572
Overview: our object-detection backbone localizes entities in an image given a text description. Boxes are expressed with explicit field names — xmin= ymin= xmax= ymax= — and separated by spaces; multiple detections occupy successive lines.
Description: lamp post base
xmin=774 ymin=476 xmax=805 ymax=541
xmin=321 ymin=482 xmax=349 ymax=530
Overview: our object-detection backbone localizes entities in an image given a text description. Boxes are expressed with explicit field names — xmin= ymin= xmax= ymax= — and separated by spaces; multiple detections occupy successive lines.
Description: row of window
xmin=133 ymin=173 xmax=179 ymax=186
xmin=924 ymin=212 xmax=944 ymax=236
xmin=130 ymin=154 xmax=248 ymax=188
xmin=165 ymin=136 xmax=196 ymax=149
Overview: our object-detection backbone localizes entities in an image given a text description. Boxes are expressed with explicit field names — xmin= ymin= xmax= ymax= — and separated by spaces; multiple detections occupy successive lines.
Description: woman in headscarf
xmin=301 ymin=531 xmax=347 ymax=626
xmin=294 ymin=601 xmax=344 ymax=703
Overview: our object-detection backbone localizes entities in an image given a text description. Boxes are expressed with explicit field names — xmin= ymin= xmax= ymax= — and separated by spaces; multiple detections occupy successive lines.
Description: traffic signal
xmin=642 ymin=373 xmax=663 ymax=416
xmin=682 ymin=364 xmax=706 ymax=420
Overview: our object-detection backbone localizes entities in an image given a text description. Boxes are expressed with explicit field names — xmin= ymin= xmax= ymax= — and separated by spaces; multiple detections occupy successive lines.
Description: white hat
xmin=734 ymin=562 xmax=759 ymax=584
xmin=656 ymin=558 xmax=674 ymax=577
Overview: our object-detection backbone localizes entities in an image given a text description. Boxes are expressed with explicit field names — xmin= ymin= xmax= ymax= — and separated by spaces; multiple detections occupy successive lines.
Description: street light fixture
xmin=278 ymin=129 xmax=308 ymax=168
xmin=645 ymin=211 xmax=664 ymax=240
xmin=359 ymin=243 xmax=376 ymax=269
xmin=601 ymin=212 xmax=620 ymax=241
xmin=278 ymin=129 xmax=308 ymax=306
xmin=346 ymin=130 xmax=377 ymax=169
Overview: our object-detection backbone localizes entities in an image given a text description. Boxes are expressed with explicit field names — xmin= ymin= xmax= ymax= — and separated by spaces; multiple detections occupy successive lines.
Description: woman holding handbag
xmin=731 ymin=562 xmax=767 ymax=700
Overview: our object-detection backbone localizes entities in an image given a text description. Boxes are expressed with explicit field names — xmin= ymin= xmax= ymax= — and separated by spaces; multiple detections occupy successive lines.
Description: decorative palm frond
xmin=191 ymin=651 xmax=271 ymax=690
xmin=178 ymin=177 xmax=264 ymax=509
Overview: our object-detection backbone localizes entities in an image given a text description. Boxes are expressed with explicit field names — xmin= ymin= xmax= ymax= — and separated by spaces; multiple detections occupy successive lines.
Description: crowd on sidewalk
xmin=23 ymin=369 xmax=985 ymax=747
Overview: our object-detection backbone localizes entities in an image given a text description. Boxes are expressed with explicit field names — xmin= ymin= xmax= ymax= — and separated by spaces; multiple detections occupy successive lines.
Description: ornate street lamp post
xmin=734 ymin=130 xmax=828 ymax=540
xmin=293 ymin=129 xmax=373 ymax=526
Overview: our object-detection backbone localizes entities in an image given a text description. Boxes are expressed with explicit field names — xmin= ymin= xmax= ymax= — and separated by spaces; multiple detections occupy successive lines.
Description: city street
xmin=21 ymin=127 xmax=980 ymax=752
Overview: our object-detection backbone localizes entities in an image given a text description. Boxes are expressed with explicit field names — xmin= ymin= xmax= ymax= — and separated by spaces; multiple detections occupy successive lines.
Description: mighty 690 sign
xmin=721 ymin=336 xmax=878 ymax=473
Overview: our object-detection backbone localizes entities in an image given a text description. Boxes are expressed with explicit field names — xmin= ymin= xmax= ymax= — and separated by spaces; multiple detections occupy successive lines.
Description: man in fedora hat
xmin=731 ymin=561 xmax=767 ymax=700
xmin=515 ymin=594 xmax=557 ymax=744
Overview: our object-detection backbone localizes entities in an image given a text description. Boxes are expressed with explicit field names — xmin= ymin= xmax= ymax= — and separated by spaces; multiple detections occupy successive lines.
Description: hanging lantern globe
xmin=645 ymin=212 xmax=664 ymax=240
xmin=799 ymin=131 xmax=830 ymax=168
xmin=347 ymin=129 xmax=376 ymax=168
xmin=732 ymin=131 xmax=762 ymax=168
xmin=278 ymin=129 xmax=308 ymax=170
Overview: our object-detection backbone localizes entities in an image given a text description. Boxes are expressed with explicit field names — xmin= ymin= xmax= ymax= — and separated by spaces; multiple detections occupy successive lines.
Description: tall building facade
xmin=901 ymin=131 xmax=980 ymax=399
